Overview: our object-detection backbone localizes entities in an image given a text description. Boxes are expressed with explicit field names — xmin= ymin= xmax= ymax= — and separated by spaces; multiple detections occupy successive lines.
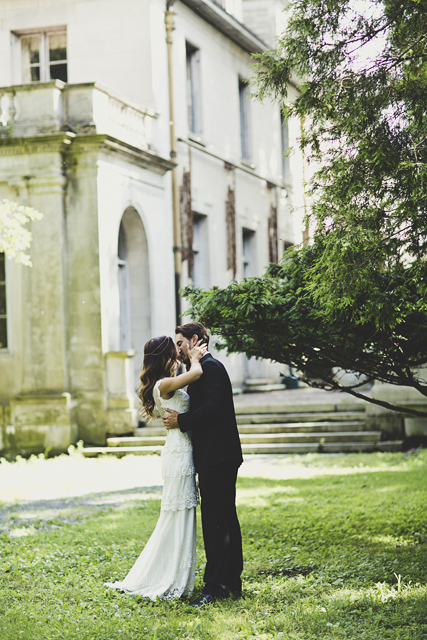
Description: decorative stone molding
xmin=0 ymin=132 xmax=75 ymax=157
xmin=68 ymin=134 xmax=175 ymax=175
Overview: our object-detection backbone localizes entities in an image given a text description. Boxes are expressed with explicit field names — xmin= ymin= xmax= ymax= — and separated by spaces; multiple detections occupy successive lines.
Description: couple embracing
xmin=105 ymin=322 xmax=243 ymax=606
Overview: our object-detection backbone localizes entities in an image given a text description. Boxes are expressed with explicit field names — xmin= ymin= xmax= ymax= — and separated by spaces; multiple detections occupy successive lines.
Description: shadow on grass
xmin=0 ymin=485 xmax=162 ymax=536
xmin=237 ymin=463 xmax=427 ymax=590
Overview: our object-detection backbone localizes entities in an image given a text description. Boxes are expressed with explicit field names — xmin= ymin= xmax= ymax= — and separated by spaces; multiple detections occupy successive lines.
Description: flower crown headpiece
xmin=146 ymin=337 xmax=172 ymax=357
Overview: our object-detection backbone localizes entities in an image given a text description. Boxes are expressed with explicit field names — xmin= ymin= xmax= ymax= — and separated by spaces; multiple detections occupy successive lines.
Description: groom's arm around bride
xmin=178 ymin=352 xmax=243 ymax=471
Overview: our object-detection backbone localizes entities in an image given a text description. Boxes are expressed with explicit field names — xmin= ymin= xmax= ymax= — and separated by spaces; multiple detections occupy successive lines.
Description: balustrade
xmin=0 ymin=80 xmax=154 ymax=150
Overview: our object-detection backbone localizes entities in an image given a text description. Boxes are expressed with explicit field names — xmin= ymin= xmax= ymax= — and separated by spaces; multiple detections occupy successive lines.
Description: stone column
xmin=65 ymin=141 xmax=107 ymax=445
xmin=0 ymin=138 xmax=77 ymax=457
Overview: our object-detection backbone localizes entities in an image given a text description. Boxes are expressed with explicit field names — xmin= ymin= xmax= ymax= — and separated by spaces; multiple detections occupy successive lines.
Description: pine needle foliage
xmin=183 ymin=0 xmax=427 ymax=414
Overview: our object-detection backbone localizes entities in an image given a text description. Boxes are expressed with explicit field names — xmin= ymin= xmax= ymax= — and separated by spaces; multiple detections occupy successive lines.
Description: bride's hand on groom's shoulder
xmin=162 ymin=408 xmax=180 ymax=430
xmin=188 ymin=340 xmax=207 ymax=363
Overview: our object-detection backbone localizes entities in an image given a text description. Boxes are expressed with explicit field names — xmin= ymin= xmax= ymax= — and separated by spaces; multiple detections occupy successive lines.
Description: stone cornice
xmin=179 ymin=0 xmax=268 ymax=54
xmin=0 ymin=132 xmax=76 ymax=155
xmin=70 ymin=134 xmax=176 ymax=175
xmin=0 ymin=79 xmax=66 ymax=93
xmin=0 ymin=132 xmax=175 ymax=175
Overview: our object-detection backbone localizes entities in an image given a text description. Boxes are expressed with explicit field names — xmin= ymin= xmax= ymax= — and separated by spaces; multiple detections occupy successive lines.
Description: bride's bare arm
xmin=159 ymin=341 xmax=207 ymax=399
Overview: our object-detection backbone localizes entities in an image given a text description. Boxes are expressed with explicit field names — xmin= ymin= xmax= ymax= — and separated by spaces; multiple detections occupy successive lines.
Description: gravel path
xmin=0 ymin=448 xmax=354 ymax=538
xmin=0 ymin=486 xmax=163 ymax=537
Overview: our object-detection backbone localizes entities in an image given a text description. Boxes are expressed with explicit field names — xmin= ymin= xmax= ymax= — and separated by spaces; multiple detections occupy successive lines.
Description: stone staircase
xmin=81 ymin=393 xmax=403 ymax=457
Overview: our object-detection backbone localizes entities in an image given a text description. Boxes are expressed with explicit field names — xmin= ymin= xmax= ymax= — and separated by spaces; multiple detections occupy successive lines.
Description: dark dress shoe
xmin=228 ymin=579 xmax=242 ymax=595
xmin=189 ymin=593 xmax=217 ymax=607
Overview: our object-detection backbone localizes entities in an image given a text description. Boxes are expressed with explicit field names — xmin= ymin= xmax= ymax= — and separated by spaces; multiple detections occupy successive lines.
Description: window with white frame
xmin=192 ymin=213 xmax=209 ymax=288
xmin=20 ymin=30 xmax=67 ymax=83
xmin=186 ymin=42 xmax=202 ymax=136
xmin=118 ymin=223 xmax=132 ymax=351
xmin=0 ymin=254 xmax=7 ymax=349
xmin=242 ymin=228 xmax=256 ymax=278
xmin=239 ymin=78 xmax=250 ymax=161
xmin=281 ymin=113 xmax=290 ymax=183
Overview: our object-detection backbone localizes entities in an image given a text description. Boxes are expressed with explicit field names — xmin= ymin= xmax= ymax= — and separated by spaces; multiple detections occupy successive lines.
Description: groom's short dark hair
xmin=176 ymin=322 xmax=210 ymax=347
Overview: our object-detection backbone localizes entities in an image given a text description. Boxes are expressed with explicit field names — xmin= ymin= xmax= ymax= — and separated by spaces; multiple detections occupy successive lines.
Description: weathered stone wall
xmin=0 ymin=83 xmax=174 ymax=456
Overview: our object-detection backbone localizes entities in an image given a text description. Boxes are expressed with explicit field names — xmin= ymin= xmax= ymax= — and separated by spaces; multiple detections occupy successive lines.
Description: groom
xmin=162 ymin=322 xmax=243 ymax=606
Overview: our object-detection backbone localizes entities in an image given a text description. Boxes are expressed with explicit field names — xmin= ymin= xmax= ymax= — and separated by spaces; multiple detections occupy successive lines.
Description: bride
xmin=105 ymin=334 xmax=207 ymax=601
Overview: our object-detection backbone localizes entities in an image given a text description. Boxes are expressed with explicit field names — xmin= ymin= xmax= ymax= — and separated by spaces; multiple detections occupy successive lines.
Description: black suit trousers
xmin=198 ymin=462 xmax=243 ymax=595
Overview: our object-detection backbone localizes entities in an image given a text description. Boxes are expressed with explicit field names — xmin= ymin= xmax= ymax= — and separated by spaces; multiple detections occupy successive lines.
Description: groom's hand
xmin=162 ymin=409 xmax=180 ymax=430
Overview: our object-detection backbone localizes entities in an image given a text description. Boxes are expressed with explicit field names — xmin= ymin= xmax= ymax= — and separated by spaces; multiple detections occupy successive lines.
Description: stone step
xmin=243 ymin=384 xmax=285 ymax=393
xmin=82 ymin=440 xmax=403 ymax=458
xmin=108 ymin=430 xmax=380 ymax=448
xmin=238 ymin=421 xmax=367 ymax=433
xmin=234 ymin=402 xmax=365 ymax=415
xmin=244 ymin=379 xmax=272 ymax=386
xmin=82 ymin=445 xmax=162 ymax=458
xmin=239 ymin=431 xmax=380 ymax=444
xmin=141 ymin=404 xmax=365 ymax=422
xmin=134 ymin=426 xmax=168 ymax=437
xmin=241 ymin=441 xmax=403 ymax=454
xmin=109 ymin=435 xmax=165 ymax=447
xmin=236 ymin=411 xmax=365 ymax=424
xmin=132 ymin=420 xmax=367 ymax=440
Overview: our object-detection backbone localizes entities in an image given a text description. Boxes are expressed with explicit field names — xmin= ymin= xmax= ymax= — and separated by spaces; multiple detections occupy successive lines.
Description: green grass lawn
xmin=1 ymin=450 xmax=427 ymax=640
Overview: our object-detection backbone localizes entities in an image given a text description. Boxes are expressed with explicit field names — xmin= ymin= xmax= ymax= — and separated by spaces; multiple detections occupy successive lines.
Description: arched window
xmin=118 ymin=223 xmax=131 ymax=350
xmin=117 ymin=208 xmax=151 ymax=390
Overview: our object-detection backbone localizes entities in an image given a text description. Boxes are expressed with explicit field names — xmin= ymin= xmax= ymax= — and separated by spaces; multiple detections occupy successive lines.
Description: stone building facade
xmin=0 ymin=0 xmax=306 ymax=456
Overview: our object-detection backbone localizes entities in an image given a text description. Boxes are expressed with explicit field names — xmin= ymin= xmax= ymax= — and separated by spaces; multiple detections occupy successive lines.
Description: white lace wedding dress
xmin=104 ymin=379 xmax=197 ymax=601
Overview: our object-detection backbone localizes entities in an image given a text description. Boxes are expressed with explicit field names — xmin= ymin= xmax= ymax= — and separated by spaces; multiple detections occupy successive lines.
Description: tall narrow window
xmin=192 ymin=213 xmax=209 ymax=288
xmin=20 ymin=30 xmax=67 ymax=83
xmin=281 ymin=113 xmax=290 ymax=182
xmin=242 ymin=228 xmax=256 ymax=278
xmin=239 ymin=78 xmax=250 ymax=160
xmin=118 ymin=224 xmax=132 ymax=350
xmin=186 ymin=42 xmax=201 ymax=135
xmin=21 ymin=35 xmax=41 ymax=82
xmin=0 ymin=254 xmax=7 ymax=349
xmin=48 ymin=32 xmax=67 ymax=82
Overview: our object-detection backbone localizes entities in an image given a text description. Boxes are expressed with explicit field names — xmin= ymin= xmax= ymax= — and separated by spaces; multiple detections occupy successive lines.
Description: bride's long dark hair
xmin=138 ymin=336 xmax=178 ymax=420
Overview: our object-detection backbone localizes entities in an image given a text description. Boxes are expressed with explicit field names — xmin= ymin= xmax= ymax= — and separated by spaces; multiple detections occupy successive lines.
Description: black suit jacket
xmin=177 ymin=353 xmax=243 ymax=472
